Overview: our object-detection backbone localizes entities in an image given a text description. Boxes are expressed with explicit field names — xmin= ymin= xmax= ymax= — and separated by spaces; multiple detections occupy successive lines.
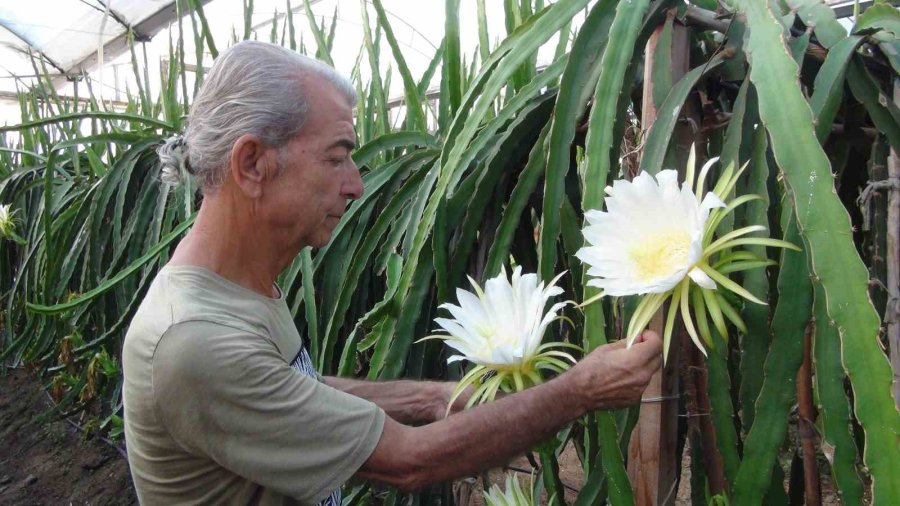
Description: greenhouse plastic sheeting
xmin=0 ymin=0 xmax=173 ymax=77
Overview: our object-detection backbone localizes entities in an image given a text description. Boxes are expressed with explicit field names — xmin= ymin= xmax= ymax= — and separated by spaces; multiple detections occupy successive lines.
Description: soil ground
xmin=0 ymin=367 xmax=843 ymax=505
xmin=0 ymin=367 xmax=137 ymax=506
xmin=0 ymin=367 xmax=595 ymax=506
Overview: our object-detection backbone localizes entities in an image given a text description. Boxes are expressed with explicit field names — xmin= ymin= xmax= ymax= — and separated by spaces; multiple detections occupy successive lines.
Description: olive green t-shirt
xmin=122 ymin=265 xmax=385 ymax=505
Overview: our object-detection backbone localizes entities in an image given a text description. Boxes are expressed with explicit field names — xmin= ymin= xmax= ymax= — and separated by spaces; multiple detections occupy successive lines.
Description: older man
xmin=122 ymin=40 xmax=661 ymax=505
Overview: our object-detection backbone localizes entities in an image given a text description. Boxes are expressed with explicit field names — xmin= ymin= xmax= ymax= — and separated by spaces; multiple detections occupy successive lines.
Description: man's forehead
xmin=310 ymin=94 xmax=354 ymax=126
xmin=299 ymin=81 xmax=355 ymax=140
xmin=327 ymin=120 xmax=357 ymax=146
xmin=301 ymin=74 xmax=350 ymax=105
xmin=332 ymin=120 xmax=357 ymax=141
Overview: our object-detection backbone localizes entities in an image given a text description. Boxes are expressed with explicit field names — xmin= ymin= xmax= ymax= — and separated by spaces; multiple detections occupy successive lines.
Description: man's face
xmin=264 ymin=75 xmax=363 ymax=249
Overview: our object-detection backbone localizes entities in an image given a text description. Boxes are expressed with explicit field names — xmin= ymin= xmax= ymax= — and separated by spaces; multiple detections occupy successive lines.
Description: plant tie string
xmin=641 ymin=394 xmax=680 ymax=403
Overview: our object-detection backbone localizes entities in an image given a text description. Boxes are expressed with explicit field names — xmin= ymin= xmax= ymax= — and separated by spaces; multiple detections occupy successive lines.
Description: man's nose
xmin=342 ymin=159 xmax=364 ymax=200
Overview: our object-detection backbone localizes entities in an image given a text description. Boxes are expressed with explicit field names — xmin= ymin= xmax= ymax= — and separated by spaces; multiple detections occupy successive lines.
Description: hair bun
xmin=158 ymin=135 xmax=192 ymax=186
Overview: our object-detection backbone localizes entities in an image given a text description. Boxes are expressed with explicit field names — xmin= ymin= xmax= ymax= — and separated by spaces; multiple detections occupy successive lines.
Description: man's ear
xmin=229 ymin=134 xmax=274 ymax=198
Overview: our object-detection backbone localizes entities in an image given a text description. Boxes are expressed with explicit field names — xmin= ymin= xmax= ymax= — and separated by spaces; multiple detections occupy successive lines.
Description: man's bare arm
xmin=323 ymin=377 xmax=464 ymax=425
xmin=355 ymin=331 xmax=662 ymax=491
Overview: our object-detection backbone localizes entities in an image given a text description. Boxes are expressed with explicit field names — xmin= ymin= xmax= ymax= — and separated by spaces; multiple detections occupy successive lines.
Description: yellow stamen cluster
xmin=586 ymin=146 xmax=799 ymax=362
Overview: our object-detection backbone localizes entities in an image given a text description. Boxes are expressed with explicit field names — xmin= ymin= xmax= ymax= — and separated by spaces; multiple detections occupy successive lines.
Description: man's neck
xmin=168 ymin=196 xmax=296 ymax=298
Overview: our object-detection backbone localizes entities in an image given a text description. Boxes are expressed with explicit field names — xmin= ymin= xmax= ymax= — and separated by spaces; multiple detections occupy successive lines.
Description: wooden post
xmin=628 ymin=312 xmax=680 ymax=505
xmin=627 ymin=14 xmax=690 ymax=506
xmin=797 ymin=324 xmax=822 ymax=506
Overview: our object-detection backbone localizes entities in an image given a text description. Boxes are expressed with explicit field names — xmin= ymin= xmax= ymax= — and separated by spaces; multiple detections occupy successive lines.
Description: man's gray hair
xmin=159 ymin=41 xmax=356 ymax=192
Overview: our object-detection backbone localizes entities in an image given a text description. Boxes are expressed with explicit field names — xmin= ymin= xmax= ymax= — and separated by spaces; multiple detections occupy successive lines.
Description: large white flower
xmin=577 ymin=149 xmax=799 ymax=360
xmin=427 ymin=267 xmax=577 ymax=410
xmin=435 ymin=266 xmax=567 ymax=367
xmin=0 ymin=204 xmax=20 ymax=242
xmin=577 ymin=169 xmax=724 ymax=296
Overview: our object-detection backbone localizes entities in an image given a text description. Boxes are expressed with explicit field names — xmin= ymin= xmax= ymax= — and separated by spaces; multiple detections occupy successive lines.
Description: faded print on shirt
xmin=291 ymin=347 xmax=341 ymax=506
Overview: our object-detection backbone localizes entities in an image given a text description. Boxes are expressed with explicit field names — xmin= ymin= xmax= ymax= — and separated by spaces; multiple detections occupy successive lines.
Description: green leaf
xmin=706 ymin=328 xmax=742 ymax=487
xmin=302 ymin=0 xmax=334 ymax=66
xmin=854 ymin=2 xmax=900 ymax=73
xmin=730 ymin=0 xmax=900 ymax=499
xmin=639 ymin=54 xmax=728 ymax=176
xmin=736 ymin=127 xmax=771 ymax=433
xmin=732 ymin=203 xmax=811 ymax=505
xmin=579 ymin=6 xmax=654 ymax=495
xmin=352 ymin=131 xmax=438 ymax=168
xmin=484 ymin=123 xmax=551 ymax=278
xmin=370 ymin=0 xmax=427 ymax=130
xmin=538 ymin=0 xmax=617 ymax=282
xmin=188 ymin=0 xmax=218 ymax=58
xmin=783 ymin=0 xmax=847 ymax=48
xmin=854 ymin=2 xmax=900 ymax=38
xmin=812 ymin=282 xmax=866 ymax=505
xmin=391 ymin=0 xmax=592 ymax=355
xmin=27 ymin=214 xmax=196 ymax=314
xmin=446 ymin=92 xmax=556 ymax=291
xmin=809 ymin=36 xmax=865 ymax=143
xmin=846 ymin=56 xmax=900 ymax=152
xmin=321 ymin=161 xmax=434 ymax=370
xmin=0 ymin=112 xmax=174 ymax=134
xmin=299 ymin=247 xmax=319 ymax=365
xmin=443 ymin=0 xmax=462 ymax=118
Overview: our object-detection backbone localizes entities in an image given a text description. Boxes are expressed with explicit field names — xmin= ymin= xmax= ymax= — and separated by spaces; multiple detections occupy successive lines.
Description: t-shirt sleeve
xmin=151 ymin=321 xmax=386 ymax=504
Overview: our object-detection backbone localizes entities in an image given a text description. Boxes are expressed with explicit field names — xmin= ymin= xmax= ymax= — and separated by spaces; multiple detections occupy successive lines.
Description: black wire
xmin=77 ymin=0 xmax=135 ymax=36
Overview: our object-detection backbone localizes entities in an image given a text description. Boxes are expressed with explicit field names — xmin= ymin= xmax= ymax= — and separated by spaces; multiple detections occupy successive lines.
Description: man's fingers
xmin=607 ymin=339 xmax=628 ymax=350
xmin=631 ymin=329 xmax=660 ymax=344
xmin=628 ymin=330 xmax=663 ymax=369
xmin=640 ymin=329 xmax=661 ymax=344
xmin=648 ymin=351 xmax=663 ymax=370
xmin=634 ymin=330 xmax=662 ymax=353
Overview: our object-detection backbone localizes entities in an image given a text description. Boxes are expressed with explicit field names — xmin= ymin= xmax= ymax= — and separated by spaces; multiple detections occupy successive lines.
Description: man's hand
xmin=357 ymin=330 xmax=662 ymax=492
xmin=567 ymin=330 xmax=663 ymax=412
xmin=433 ymin=332 xmax=661 ymax=418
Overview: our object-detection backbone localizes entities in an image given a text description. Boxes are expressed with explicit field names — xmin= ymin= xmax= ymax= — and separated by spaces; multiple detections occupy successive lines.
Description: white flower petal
xmin=701 ymin=191 xmax=726 ymax=209
xmin=655 ymin=169 xmax=680 ymax=190
xmin=578 ymin=170 xmax=714 ymax=297
xmin=688 ymin=267 xmax=717 ymax=289
xmin=431 ymin=269 xmax=568 ymax=368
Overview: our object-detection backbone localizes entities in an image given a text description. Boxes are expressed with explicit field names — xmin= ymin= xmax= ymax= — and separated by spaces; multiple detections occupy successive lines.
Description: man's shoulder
xmin=125 ymin=317 xmax=266 ymax=382
xmin=153 ymin=320 xmax=279 ymax=378
xmin=124 ymin=265 xmax=301 ymax=368
xmin=156 ymin=266 xmax=278 ymax=332
xmin=125 ymin=267 xmax=272 ymax=345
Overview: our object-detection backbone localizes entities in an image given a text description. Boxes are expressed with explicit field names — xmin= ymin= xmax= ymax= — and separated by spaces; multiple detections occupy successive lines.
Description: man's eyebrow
xmin=328 ymin=139 xmax=357 ymax=151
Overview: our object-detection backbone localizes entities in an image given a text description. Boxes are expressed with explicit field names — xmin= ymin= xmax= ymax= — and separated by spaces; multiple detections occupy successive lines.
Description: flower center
xmin=470 ymin=324 xmax=526 ymax=365
xmin=628 ymin=230 xmax=692 ymax=281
